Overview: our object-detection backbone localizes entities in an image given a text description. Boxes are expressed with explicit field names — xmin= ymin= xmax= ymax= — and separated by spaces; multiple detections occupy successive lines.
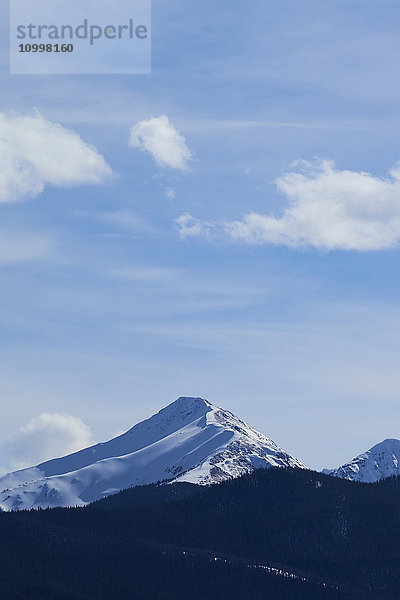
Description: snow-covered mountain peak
xmin=324 ymin=438 xmax=400 ymax=483
xmin=173 ymin=396 xmax=212 ymax=410
xmin=0 ymin=397 xmax=307 ymax=511
xmin=134 ymin=396 xmax=213 ymax=435
xmin=374 ymin=438 xmax=400 ymax=452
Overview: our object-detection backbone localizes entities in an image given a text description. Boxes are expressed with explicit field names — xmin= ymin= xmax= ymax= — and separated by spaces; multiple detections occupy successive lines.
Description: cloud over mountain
xmin=1 ymin=413 xmax=93 ymax=473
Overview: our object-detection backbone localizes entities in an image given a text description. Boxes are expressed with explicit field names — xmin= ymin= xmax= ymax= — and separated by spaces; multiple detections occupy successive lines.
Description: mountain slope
xmin=0 ymin=397 xmax=306 ymax=510
xmin=2 ymin=468 xmax=400 ymax=599
xmin=324 ymin=438 xmax=400 ymax=482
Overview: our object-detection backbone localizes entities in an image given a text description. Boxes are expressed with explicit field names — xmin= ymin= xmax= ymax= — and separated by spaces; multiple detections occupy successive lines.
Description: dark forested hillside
xmin=377 ymin=474 xmax=400 ymax=489
xmin=0 ymin=468 xmax=400 ymax=599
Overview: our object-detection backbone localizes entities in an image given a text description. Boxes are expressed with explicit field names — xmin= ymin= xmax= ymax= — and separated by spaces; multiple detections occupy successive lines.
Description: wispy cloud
xmin=89 ymin=210 xmax=153 ymax=234
xmin=0 ymin=230 xmax=52 ymax=264
xmin=176 ymin=159 xmax=400 ymax=251
xmin=129 ymin=115 xmax=192 ymax=171
xmin=0 ymin=111 xmax=113 ymax=203
xmin=108 ymin=263 xmax=265 ymax=315
xmin=110 ymin=265 xmax=185 ymax=283
xmin=163 ymin=187 xmax=176 ymax=200
xmin=175 ymin=213 xmax=216 ymax=240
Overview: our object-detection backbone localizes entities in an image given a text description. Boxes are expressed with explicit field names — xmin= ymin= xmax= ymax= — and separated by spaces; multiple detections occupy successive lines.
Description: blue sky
xmin=1 ymin=0 xmax=400 ymax=471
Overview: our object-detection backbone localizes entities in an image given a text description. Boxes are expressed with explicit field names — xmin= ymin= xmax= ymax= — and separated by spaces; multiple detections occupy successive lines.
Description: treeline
xmin=0 ymin=468 xmax=400 ymax=599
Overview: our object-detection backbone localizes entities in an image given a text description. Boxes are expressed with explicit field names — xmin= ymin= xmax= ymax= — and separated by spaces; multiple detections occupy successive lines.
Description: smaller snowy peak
xmin=324 ymin=438 xmax=400 ymax=483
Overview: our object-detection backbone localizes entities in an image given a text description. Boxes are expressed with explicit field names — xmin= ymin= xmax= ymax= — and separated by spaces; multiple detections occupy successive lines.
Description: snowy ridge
xmin=323 ymin=438 xmax=400 ymax=483
xmin=0 ymin=397 xmax=307 ymax=511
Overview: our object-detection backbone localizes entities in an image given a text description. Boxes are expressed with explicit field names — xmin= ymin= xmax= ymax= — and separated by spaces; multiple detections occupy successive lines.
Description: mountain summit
xmin=323 ymin=438 xmax=400 ymax=482
xmin=0 ymin=397 xmax=306 ymax=511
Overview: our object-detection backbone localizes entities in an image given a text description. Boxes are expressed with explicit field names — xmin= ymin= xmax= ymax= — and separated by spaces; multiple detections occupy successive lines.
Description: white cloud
xmin=176 ymin=159 xmax=400 ymax=251
xmin=0 ymin=111 xmax=113 ymax=203
xmin=129 ymin=115 xmax=192 ymax=170
xmin=1 ymin=413 xmax=93 ymax=472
